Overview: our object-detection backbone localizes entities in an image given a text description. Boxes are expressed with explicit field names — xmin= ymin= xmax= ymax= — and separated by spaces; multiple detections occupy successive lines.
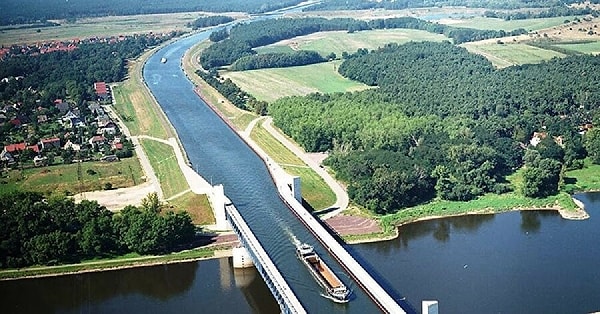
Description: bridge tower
xmin=210 ymin=184 xmax=230 ymax=230
xmin=288 ymin=176 xmax=302 ymax=203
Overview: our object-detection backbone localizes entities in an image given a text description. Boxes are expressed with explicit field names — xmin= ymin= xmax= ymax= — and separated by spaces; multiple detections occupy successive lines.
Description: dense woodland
xmin=0 ymin=0 xmax=303 ymax=25
xmin=0 ymin=192 xmax=197 ymax=268
xmin=268 ymin=41 xmax=600 ymax=213
xmin=230 ymin=50 xmax=326 ymax=71
xmin=199 ymin=17 xmax=527 ymax=69
xmin=187 ymin=16 xmax=235 ymax=30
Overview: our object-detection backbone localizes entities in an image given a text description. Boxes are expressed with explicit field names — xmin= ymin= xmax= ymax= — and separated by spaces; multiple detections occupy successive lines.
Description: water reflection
xmin=0 ymin=262 xmax=198 ymax=314
xmin=398 ymin=214 xmax=496 ymax=247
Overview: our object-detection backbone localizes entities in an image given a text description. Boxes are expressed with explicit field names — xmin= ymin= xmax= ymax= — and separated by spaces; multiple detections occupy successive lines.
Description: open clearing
xmin=462 ymin=42 xmax=565 ymax=68
xmin=257 ymin=29 xmax=449 ymax=56
xmin=5 ymin=158 xmax=143 ymax=195
xmin=438 ymin=16 xmax=576 ymax=31
xmin=222 ymin=61 xmax=369 ymax=102
xmin=139 ymin=139 xmax=189 ymax=199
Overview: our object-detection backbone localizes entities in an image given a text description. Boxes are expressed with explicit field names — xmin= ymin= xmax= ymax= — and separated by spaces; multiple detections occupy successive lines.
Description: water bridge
xmin=142 ymin=21 xmax=433 ymax=313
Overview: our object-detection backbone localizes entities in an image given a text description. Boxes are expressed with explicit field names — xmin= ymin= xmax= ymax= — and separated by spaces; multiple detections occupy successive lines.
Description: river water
xmin=2 ymin=19 xmax=600 ymax=314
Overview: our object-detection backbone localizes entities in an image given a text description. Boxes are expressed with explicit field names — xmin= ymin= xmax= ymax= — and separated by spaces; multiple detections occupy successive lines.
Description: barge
xmin=296 ymin=242 xmax=351 ymax=303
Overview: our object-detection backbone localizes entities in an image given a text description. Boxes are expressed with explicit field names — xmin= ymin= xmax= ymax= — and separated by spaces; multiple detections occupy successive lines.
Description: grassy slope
xmin=139 ymin=139 xmax=188 ymax=199
xmin=250 ymin=123 xmax=335 ymax=210
xmin=168 ymin=191 xmax=214 ymax=225
xmin=554 ymin=41 xmax=600 ymax=54
xmin=462 ymin=42 xmax=565 ymax=68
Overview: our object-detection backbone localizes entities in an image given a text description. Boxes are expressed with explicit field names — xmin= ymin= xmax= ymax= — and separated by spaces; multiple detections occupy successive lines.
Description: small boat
xmin=296 ymin=242 xmax=350 ymax=303
xmin=161 ymin=57 xmax=167 ymax=63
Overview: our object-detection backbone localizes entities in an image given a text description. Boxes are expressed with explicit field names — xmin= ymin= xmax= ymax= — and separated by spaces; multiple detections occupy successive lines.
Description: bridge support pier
xmin=422 ymin=300 xmax=439 ymax=314
xmin=232 ymin=246 xmax=254 ymax=268
xmin=210 ymin=184 xmax=231 ymax=230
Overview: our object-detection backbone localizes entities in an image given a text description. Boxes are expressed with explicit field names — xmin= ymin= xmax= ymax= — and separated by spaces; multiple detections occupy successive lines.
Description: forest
xmin=268 ymin=41 xmax=600 ymax=213
xmin=200 ymin=17 xmax=526 ymax=69
xmin=0 ymin=192 xmax=197 ymax=269
xmin=230 ymin=50 xmax=326 ymax=71
xmin=0 ymin=0 xmax=303 ymax=25
xmin=187 ymin=15 xmax=235 ymax=30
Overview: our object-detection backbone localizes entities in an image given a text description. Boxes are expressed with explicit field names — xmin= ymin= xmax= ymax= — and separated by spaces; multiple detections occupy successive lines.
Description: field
xmin=222 ymin=61 xmax=369 ymax=102
xmin=139 ymin=139 xmax=189 ymax=199
xmin=554 ymin=41 xmax=600 ymax=54
xmin=256 ymin=29 xmax=449 ymax=56
xmin=250 ymin=123 xmax=335 ymax=210
xmin=462 ymin=42 xmax=565 ymax=68
xmin=167 ymin=191 xmax=214 ymax=225
xmin=0 ymin=12 xmax=244 ymax=46
xmin=2 ymin=158 xmax=143 ymax=195
xmin=439 ymin=16 xmax=575 ymax=31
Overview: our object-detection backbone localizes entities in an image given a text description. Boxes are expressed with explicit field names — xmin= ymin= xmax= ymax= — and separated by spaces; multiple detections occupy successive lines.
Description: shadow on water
xmin=0 ymin=262 xmax=198 ymax=314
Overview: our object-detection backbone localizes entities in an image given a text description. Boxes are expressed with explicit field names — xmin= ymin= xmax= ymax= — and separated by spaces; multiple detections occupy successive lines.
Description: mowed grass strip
xmin=113 ymin=55 xmax=172 ymax=139
xmin=223 ymin=61 xmax=369 ymax=102
xmin=462 ymin=42 xmax=565 ymax=68
xmin=4 ymin=158 xmax=143 ymax=195
xmin=554 ymin=40 xmax=600 ymax=54
xmin=250 ymin=123 xmax=335 ymax=210
xmin=256 ymin=29 xmax=448 ymax=56
xmin=167 ymin=191 xmax=215 ymax=225
xmin=139 ymin=139 xmax=188 ymax=199
xmin=440 ymin=16 xmax=575 ymax=31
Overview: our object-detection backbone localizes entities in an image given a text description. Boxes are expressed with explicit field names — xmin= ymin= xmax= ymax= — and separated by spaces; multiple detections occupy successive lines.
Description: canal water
xmin=3 ymin=19 xmax=600 ymax=314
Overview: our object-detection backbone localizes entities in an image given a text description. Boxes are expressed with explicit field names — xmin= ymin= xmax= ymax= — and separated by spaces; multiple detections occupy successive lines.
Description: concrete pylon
xmin=290 ymin=176 xmax=302 ymax=203
xmin=232 ymin=246 xmax=254 ymax=268
xmin=211 ymin=184 xmax=230 ymax=230
xmin=422 ymin=300 xmax=439 ymax=314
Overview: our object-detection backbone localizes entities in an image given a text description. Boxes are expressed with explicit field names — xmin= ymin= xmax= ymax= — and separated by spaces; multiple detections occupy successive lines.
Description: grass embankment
xmin=139 ymin=139 xmax=188 ymax=199
xmin=0 ymin=247 xmax=222 ymax=280
xmin=182 ymin=41 xmax=257 ymax=131
xmin=2 ymin=159 xmax=142 ymax=195
xmin=250 ymin=123 xmax=336 ymax=210
xmin=168 ymin=191 xmax=214 ymax=225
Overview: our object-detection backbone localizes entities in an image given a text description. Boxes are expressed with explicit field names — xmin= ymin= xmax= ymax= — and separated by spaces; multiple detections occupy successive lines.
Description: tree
xmin=141 ymin=192 xmax=161 ymax=213
xmin=521 ymin=150 xmax=562 ymax=198
xmin=584 ymin=128 xmax=600 ymax=164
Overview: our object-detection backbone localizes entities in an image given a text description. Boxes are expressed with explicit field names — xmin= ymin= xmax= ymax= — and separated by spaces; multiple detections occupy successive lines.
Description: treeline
xmin=484 ymin=6 xmax=600 ymax=20
xmin=0 ymin=0 xmax=303 ymax=25
xmin=304 ymin=0 xmax=600 ymax=11
xmin=187 ymin=15 xmax=234 ymax=30
xmin=230 ymin=50 xmax=326 ymax=71
xmin=0 ymin=192 xmax=197 ymax=269
xmin=195 ymin=70 xmax=267 ymax=115
xmin=269 ymin=41 xmax=600 ymax=213
xmin=200 ymin=16 xmax=526 ymax=69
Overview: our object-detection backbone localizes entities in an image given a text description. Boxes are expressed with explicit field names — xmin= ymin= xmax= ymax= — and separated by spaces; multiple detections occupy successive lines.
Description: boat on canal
xmin=161 ymin=57 xmax=167 ymax=63
xmin=296 ymin=241 xmax=351 ymax=303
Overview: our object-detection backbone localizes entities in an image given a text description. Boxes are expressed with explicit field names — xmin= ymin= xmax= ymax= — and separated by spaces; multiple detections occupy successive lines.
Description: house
xmin=55 ymin=99 xmax=69 ymax=114
xmin=100 ymin=155 xmax=119 ymax=162
xmin=3 ymin=142 xmax=26 ymax=154
xmin=89 ymin=135 xmax=106 ymax=146
xmin=40 ymin=137 xmax=61 ymax=150
xmin=529 ymin=132 xmax=547 ymax=147
xmin=0 ymin=150 xmax=15 ymax=164
xmin=63 ymin=140 xmax=81 ymax=151
xmin=112 ymin=142 xmax=123 ymax=150
xmin=37 ymin=115 xmax=48 ymax=123
xmin=33 ymin=155 xmax=48 ymax=167
xmin=94 ymin=82 xmax=110 ymax=100
xmin=98 ymin=121 xmax=117 ymax=135
xmin=63 ymin=111 xmax=85 ymax=128
xmin=88 ymin=102 xmax=104 ymax=115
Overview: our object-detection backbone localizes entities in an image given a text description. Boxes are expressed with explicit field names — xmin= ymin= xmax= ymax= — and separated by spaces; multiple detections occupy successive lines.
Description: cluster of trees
xmin=304 ymin=0 xmax=600 ymax=11
xmin=0 ymin=192 xmax=197 ymax=269
xmin=187 ymin=15 xmax=234 ymax=30
xmin=0 ymin=0 xmax=303 ymax=25
xmin=195 ymin=70 xmax=267 ymax=115
xmin=269 ymin=41 xmax=600 ymax=213
xmin=484 ymin=6 xmax=599 ymax=21
xmin=230 ymin=50 xmax=325 ymax=71
xmin=200 ymin=16 xmax=527 ymax=69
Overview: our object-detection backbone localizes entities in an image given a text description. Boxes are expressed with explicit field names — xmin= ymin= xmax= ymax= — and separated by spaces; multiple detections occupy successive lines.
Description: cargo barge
xmin=296 ymin=242 xmax=351 ymax=303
